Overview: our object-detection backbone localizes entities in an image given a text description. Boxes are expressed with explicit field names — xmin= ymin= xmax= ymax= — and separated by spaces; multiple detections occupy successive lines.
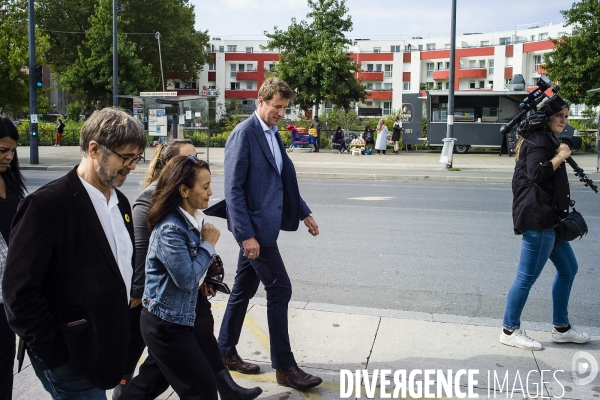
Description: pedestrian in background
xmin=54 ymin=118 xmax=65 ymax=147
xmin=362 ymin=124 xmax=374 ymax=148
xmin=392 ymin=116 xmax=402 ymax=154
xmin=217 ymin=77 xmax=322 ymax=390
xmin=309 ymin=115 xmax=322 ymax=152
xmin=332 ymin=126 xmax=348 ymax=154
xmin=3 ymin=108 xmax=146 ymax=399
xmin=0 ymin=117 xmax=27 ymax=400
xmin=500 ymin=104 xmax=590 ymax=350
xmin=117 ymin=140 xmax=261 ymax=400
xmin=375 ymin=118 xmax=388 ymax=155
xmin=124 ymin=155 xmax=219 ymax=399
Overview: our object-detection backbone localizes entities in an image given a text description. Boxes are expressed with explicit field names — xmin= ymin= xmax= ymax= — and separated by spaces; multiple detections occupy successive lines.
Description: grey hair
xmin=80 ymin=108 xmax=146 ymax=154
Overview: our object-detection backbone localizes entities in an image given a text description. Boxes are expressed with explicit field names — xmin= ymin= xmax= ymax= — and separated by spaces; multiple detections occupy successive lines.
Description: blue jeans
xmin=29 ymin=350 xmax=106 ymax=400
xmin=502 ymin=229 xmax=578 ymax=330
xmin=218 ymin=244 xmax=295 ymax=370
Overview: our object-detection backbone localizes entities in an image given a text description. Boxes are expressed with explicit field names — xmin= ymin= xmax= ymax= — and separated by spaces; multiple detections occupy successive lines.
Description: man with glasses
xmin=3 ymin=108 xmax=146 ymax=399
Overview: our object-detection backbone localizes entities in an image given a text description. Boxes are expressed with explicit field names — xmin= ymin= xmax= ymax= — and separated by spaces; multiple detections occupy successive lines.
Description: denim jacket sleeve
xmin=155 ymin=224 xmax=212 ymax=291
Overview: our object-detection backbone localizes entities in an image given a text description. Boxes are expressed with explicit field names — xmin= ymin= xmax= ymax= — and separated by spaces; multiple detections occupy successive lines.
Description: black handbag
xmin=555 ymin=207 xmax=588 ymax=242
xmin=531 ymin=180 xmax=588 ymax=242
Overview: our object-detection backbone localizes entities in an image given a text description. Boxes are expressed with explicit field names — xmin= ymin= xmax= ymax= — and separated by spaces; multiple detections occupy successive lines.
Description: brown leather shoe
xmin=222 ymin=354 xmax=260 ymax=374
xmin=276 ymin=364 xmax=322 ymax=390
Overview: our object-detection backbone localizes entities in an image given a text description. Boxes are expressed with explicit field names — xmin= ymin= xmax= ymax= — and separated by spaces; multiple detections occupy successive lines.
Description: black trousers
xmin=218 ymin=244 xmax=294 ymax=369
xmin=120 ymin=296 xmax=222 ymax=400
xmin=0 ymin=305 xmax=15 ymax=400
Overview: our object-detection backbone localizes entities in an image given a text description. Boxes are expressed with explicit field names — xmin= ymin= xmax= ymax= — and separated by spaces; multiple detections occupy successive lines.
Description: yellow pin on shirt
xmin=124 ymin=214 xmax=130 ymax=223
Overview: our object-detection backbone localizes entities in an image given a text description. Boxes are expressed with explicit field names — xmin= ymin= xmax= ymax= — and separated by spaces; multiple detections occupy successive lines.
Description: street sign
xmin=30 ymin=114 xmax=38 ymax=123
xmin=139 ymin=92 xmax=178 ymax=97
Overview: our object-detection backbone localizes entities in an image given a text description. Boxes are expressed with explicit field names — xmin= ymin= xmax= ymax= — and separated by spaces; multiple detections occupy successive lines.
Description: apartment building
xmin=167 ymin=20 xmax=579 ymax=119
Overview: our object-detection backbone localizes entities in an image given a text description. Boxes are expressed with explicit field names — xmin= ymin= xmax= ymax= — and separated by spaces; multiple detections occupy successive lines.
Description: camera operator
xmin=499 ymin=103 xmax=591 ymax=350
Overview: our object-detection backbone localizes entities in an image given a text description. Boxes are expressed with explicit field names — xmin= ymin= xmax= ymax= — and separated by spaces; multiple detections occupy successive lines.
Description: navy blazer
xmin=224 ymin=113 xmax=311 ymax=247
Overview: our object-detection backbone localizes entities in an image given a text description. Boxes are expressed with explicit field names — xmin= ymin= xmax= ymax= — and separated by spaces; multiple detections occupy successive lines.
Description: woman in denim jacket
xmin=127 ymin=155 xmax=219 ymax=399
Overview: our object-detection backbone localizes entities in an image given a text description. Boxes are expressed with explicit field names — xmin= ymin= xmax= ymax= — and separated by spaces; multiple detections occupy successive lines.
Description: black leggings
xmin=120 ymin=296 xmax=222 ymax=400
xmin=0 ymin=306 xmax=15 ymax=400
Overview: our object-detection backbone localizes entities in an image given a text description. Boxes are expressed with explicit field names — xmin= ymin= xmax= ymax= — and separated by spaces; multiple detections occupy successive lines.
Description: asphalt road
xmin=22 ymin=170 xmax=600 ymax=328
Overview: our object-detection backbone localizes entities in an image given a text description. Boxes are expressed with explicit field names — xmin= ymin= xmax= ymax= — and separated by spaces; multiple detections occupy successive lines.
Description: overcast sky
xmin=190 ymin=0 xmax=570 ymax=39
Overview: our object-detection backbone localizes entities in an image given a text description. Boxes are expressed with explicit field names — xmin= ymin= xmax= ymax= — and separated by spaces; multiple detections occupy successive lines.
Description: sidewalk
xmin=17 ymin=145 xmax=600 ymax=184
xmin=13 ymin=297 xmax=600 ymax=399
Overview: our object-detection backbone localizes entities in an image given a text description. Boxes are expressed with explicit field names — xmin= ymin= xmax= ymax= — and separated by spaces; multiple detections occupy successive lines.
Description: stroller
xmin=285 ymin=124 xmax=316 ymax=153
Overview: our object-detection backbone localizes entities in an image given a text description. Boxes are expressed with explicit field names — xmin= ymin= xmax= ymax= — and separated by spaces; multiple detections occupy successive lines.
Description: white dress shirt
xmin=255 ymin=111 xmax=282 ymax=174
xmin=79 ymin=177 xmax=133 ymax=303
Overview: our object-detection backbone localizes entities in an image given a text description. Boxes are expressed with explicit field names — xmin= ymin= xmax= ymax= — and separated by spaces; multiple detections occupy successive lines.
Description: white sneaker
xmin=500 ymin=329 xmax=543 ymax=350
xmin=551 ymin=326 xmax=590 ymax=343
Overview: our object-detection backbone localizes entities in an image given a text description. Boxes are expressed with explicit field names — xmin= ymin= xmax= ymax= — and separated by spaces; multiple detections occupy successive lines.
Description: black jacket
xmin=512 ymin=131 xmax=570 ymax=233
xmin=3 ymin=167 xmax=135 ymax=389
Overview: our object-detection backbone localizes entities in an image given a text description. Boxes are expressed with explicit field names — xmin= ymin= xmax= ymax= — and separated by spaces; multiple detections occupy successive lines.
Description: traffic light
xmin=35 ymin=65 xmax=43 ymax=88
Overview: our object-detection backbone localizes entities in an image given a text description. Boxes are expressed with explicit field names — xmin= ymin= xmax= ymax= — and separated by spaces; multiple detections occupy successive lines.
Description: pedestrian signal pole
xmin=28 ymin=0 xmax=39 ymax=164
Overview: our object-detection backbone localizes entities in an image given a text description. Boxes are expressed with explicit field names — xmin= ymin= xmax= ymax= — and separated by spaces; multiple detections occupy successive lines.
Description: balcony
xmin=225 ymin=89 xmax=258 ymax=99
xmin=236 ymin=70 xmax=260 ymax=80
xmin=366 ymin=90 xmax=392 ymax=100
xmin=207 ymin=71 xmax=216 ymax=81
xmin=536 ymin=64 xmax=546 ymax=74
xmin=357 ymin=71 xmax=384 ymax=81
xmin=433 ymin=69 xmax=449 ymax=80
xmin=456 ymin=68 xmax=487 ymax=79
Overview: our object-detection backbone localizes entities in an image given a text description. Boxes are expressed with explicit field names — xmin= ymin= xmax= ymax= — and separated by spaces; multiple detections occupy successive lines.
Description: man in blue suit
xmin=218 ymin=77 xmax=322 ymax=390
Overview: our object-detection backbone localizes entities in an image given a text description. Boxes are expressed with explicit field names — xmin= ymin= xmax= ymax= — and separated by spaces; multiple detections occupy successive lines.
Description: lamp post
xmin=112 ymin=1 xmax=125 ymax=107
xmin=586 ymin=87 xmax=600 ymax=172
xmin=439 ymin=0 xmax=457 ymax=168
xmin=155 ymin=32 xmax=165 ymax=91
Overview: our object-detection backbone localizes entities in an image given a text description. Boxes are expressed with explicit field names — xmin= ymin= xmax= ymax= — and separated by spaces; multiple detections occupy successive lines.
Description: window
xmin=469 ymin=60 xmax=476 ymax=68
xmin=245 ymin=47 xmax=253 ymax=53
xmin=539 ymin=33 xmax=548 ymax=40
xmin=437 ymin=62 xmax=444 ymax=70
xmin=269 ymin=63 xmax=276 ymax=71
xmin=426 ymin=43 xmax=436 ymax=50
xmin=373 ymin=47 xmax=381 ymax=53
xmin=444 ymin=43 xmax=451 ymax=49
xmin=445 ymin=61 xmax=450 ymax=69
xmin=479 ymin=60 xmax=486 ymax=68
xmin=479 ymin=80 xmax=485 ymax=88
xmin=488 ymin=80 xmax=494 ymax=88
xmin=247 ymin=64 xmax=253 ymax=71
xmin=499 ymin=37 xmax=511 ymax=45
xmin=366 ymin=64 xmax=374 ymax=72
xmin=505 ymin=78 xmax=512 ymax=85
xmin=418 ymin=44 xmax=424 ymax=51
xmin=403 ymin=82 xmax=410 ymax=90
xmin=227 ymin=45 xmax=237 ymax=52
xmin=230 ymin=82 xmax=240 ymax=90
xmin=404 ymin=45 xmax=412 ymax=52
xmin=375 ymin=83 xmax=382 ymax=90
xmin=426 ymin=62 xmax=434 ymax=77
xmin=530 ymin=35 xmax=536 ymax=42
xmin=324 ymin=101 xmax=333 ymax=111
xmin=488 ymin=59 xmax=494 ymax=75
xmin=383 ymin=102 xmax=392 ymax=115
xmin=390 ymin=45 xmax=401 ymax=52
xmin=238 ymin=64 xmax=245 ymax=72
xmin=218 ymin=46 xmax=224 ymax=52
xmin=376 ymin=64 xmax=382 ymax=72
xmin=208 ymin=63 xmax=216 ymax=71
xmin=230 ymin=64 xmax=236 ymax=78
xmin=365 ymin=101 xmax=372 ymax=106
xmin=426 ymin=82 xmax=434 ymax=89
xmin=469 ymin=81 xmax=476 ymax=89
xmin=246 ymin=82 xmax=252 ymax=90
xmin=174 ymin=81 xmax=180 ymax=89
xmin=506 ymin=56 xmax=513 ymax=66
xmin=366 ymin=83 xmax=373 ymax=90
xmin=533 ymin=55 xmax=542 ymax=72
xmin=384 ymin=83 xmax=392 ymax=90
xmin=445 ymin=82 xmax=450 ymax=89
xmin=384 ymin=64 xmax=393 ymax=78
xmin=480 ymin=40 xmax=489 ymax=46
xmin=285 ymin=106 xmax=291 ymax=115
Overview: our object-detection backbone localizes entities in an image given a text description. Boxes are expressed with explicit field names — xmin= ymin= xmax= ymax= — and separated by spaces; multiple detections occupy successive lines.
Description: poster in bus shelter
xmin=148 ymin=109 xmax=167 ymax=137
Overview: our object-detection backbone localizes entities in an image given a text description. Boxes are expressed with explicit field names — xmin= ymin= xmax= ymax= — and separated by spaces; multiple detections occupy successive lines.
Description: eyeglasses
xmin=102 ymin=145 xmax=144 ymax=167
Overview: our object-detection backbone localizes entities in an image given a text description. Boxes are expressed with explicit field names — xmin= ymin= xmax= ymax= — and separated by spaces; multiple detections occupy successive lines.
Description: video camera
xmin=500 ymin=75 xmax=568 ymax=136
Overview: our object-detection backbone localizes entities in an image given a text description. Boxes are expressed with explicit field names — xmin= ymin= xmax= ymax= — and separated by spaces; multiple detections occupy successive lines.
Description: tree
xmin=544 ymin=0 xmax=600 ymax=106
xmin=60 ymin=0 xmax=154 ymax=107
xmin=0 ymin=0 xmax=50 ymax=115
xmin=263 ymin=0 xmax=366 ymax=117
xmin=37 ymin=0 xmax=210 ymax=90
